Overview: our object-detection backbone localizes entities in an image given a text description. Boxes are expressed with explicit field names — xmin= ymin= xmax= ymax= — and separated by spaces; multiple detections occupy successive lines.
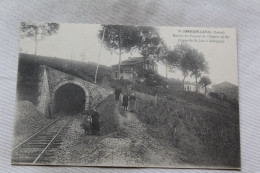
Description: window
xmin=123 ymin=66 xmax=132 ymax=73
xmin=115 ymin=71 xmax=118 ymax=79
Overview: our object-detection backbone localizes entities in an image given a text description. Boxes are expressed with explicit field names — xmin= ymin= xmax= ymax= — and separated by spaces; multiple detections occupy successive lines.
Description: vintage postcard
xmin=12 ymin=23 xmax=240 ymax=169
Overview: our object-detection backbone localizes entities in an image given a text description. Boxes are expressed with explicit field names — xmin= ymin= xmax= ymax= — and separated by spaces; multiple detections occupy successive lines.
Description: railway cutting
xmin=12 ymin=115 xmax=73 ymax=164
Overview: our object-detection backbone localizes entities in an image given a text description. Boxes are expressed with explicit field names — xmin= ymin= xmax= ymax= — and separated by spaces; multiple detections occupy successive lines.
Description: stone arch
xmin=50 ymin=80 xmax=91 ymax=113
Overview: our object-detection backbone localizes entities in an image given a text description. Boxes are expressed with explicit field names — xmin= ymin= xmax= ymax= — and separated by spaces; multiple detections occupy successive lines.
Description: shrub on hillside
xmin=135 ymin=97 xmax=240 ymax=167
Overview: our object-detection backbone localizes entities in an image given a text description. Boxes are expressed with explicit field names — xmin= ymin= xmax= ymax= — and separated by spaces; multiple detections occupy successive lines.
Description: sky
xmin=20 ymin=23 xmax=238 ymax=85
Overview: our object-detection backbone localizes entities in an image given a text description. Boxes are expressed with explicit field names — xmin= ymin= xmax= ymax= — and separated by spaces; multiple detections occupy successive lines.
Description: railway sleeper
xmin=16 ymin=150 xmax=42 ymax=155
xmin=39 ymin=153 xmax=56 ymax=158
xmin=36 ymin=159 xmax=52 ymax=164
xmin=13 ymin=153 xmax=41 ymax=158
xmin=22 ymin=144 xmax=48 ymax=148
xmin=27 ymin=142 xmax=49 ymax=145
xmin=32 ymin=136 xmax=54 ymax=140
xmin=11 ymin=156 xmax=36 ymax=163
xmin=46 ymin=148 xmax=60 ymax=152
xmin=34 ymin=135 xmax=57 ymax=138
xmin=52 ymin=140 xmax=63 ymax=143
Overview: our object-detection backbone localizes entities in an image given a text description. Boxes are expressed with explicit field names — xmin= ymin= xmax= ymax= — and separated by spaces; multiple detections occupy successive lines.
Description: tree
xmin=136 ymin=26 xmax=164 ymax=60
xmin=99 ymin=25 xmax=164 ymax=85
xmin=154 ymin=42 xmax=170 ymax=79
xmin=21 ymin=22 xmax=60 ymax=56
xmin=189 ymin=49 xmax=208 ymax=92
xmin=166 ymin=44 xmax=208 ymax=92
xmin=136 ymin=26 xmax=167 ymax=84
xmin=169 ymin=44 xmax=193 ymax=90
xmin=199 ymin=76 xmax=212 ymax=94
xmin=98 ymin=25 xmax=141 ymax=81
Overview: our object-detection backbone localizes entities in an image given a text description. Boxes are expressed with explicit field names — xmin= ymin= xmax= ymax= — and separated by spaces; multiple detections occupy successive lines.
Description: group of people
xmin=115 ymin=86 xmax=136 ymax=112
xmin=81 ymin=107 xmax=100 ymax=135
xmin=80 ymin=85 xmax=136 ymax=135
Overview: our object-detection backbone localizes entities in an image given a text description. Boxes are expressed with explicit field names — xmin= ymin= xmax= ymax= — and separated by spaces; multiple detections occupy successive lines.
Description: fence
xmin=134 ymin=91 xmax=158 ymax=103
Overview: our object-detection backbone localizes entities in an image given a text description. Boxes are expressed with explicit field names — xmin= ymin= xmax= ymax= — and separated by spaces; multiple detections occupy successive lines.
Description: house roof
xmin=213 ymin=81 xmax=237 ymax=88
xmin=184 ymin=81 xmax=196 ymax=85
xmin=121 ymin=57 xmax=144 ymax=66
xmin=111 ymin=57 xmax=158 ymax=67
xmin=212 ymin=81 xmax=238 ymax=100
xmin=184 ymin=81 xmax=205 ymax=87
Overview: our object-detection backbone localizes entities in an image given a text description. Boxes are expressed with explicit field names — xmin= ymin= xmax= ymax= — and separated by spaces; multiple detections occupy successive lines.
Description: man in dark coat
xmin=90 ymin=108 xmax=100 ymax=135
xmin=114 ymin=87 xmax=122 ymax=101
xmin=122 ymin=94 xmax=129 ymax=111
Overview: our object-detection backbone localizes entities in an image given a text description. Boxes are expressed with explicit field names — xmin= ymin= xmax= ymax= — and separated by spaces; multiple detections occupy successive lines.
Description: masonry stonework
xmin=37 ymin=65 xmax=112 ymax=116
xmin=37 ymin=66 xmax=51 ymax=115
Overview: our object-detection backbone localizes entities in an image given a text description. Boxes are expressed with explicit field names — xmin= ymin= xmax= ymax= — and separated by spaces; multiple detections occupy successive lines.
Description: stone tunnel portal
xmin=54 ymin=83 xmax=86 ymax=114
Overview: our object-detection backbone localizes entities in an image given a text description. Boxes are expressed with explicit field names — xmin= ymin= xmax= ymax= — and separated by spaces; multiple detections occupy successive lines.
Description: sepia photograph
xmin=11 ymin=23 xmax=240 ymax=169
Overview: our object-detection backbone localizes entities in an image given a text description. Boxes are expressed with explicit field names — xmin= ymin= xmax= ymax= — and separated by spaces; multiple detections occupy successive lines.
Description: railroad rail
xmin=12 ymin=115 xmax=73 ymax=164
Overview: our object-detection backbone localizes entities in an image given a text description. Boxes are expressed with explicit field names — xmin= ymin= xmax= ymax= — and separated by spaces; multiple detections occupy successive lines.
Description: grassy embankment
xmin=17 ymin=53 xmax=112 ymax=105
xmin=135 ymin=93 xmax=240 ymax=168
xmin=97 ymin=95 xmax=119 ymax=136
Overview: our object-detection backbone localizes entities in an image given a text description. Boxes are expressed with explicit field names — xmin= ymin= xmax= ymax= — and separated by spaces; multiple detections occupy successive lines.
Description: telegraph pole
xmin=94 ymin=27 xmax=106 ymax=84
xmin=166 ymin=60 xmax=168 ymax=79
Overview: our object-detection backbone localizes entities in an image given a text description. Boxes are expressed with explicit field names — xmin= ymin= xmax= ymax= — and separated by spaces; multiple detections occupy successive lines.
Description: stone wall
xmin=37 ymin=65 xmax=113 ymax=115
xmin=85 ymin=81 xmax=113 ymax=108
xmin=37 ymin=66 xmax=51 ymax=115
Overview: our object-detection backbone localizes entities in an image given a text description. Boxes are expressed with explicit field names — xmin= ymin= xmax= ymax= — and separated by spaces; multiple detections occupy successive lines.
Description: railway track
xmin=12 ymin=115 xmax=73 ymax=164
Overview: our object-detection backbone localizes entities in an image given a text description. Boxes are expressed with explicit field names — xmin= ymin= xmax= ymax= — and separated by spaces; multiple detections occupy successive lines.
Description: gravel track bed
xmin=13 ymin=101 xmax=60 ymax=147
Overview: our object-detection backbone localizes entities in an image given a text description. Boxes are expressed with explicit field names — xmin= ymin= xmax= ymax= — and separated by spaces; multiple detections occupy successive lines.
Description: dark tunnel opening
xmin=54 ymin=83 xmax=85 ymax=114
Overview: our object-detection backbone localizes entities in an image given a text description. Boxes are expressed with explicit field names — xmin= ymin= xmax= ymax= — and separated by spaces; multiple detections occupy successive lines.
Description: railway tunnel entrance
xmin=54 ymin=83 xmax=86 ymax=114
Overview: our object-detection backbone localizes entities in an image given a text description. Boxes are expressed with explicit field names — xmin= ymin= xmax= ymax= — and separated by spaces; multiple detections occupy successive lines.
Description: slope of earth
xmin=135 ymin=93 xmax=240 ymax=168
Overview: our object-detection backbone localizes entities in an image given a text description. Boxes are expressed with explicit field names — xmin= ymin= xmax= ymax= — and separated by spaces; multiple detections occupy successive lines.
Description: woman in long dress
xmin=122 ymin=94 xmax=129 ymax=111
xmin=91 ymin=108 xmax=100 ymax=135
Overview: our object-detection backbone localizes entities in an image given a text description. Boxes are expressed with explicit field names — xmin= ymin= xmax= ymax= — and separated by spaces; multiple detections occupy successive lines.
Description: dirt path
xmin=105 ymin=102 xmax=180 ymax=167
xmin=53 ymin=98 xmax=180 ymax=167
